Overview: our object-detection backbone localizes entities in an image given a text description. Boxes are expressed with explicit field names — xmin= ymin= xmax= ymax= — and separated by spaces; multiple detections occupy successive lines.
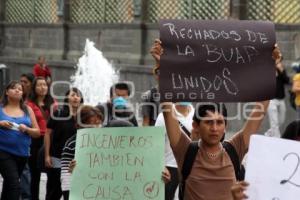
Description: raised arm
xmin=151 ymin=39 xmax=182 ymax=147
xmin=150 ymin=39 xmax=163 ymax=68
xmin=162 ymin=103 xmax=182 ymax=148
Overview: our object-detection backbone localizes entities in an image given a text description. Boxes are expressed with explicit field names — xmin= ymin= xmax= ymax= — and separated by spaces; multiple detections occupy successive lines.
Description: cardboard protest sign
xmin=159 ymin=19 xmax=276 ymax=102
xmin=70 ymin=127 xmax=165 ymax=200
xmin=246 ymin=135 xmax=300 ymax=200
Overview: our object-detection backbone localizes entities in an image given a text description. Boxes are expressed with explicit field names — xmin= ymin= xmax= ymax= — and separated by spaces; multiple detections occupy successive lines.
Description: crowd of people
xmin=0 ymin=39 xmax=299 ymax=200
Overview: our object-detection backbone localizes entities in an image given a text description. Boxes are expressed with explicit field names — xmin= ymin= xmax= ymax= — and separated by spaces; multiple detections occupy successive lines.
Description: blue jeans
xmin=0 ymin=150 xmax=27 ymax=200
xmin=20 ymin=163 xmax=31 ymax=200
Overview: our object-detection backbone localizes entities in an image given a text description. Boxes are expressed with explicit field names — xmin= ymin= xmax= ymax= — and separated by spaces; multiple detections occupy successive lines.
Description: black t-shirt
xmin=275 ymin=69 xmax=290 ymax=99
xmin=47 ymin=108 xmax=77 ymax=158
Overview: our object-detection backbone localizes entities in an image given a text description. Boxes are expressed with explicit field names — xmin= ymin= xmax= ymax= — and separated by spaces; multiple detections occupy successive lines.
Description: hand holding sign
xmin=231 ymin=181 xmax=249 ymax=200
xmin=150 ymin=39 xmax=163 ymax=64
xmin=272 ymin=44 xmax=281 ymax=60
xmin=150 ymin=39 xmax=163 ymax=77
xmin=162 ymin=167 xmax=171 ymax=184
xmin=68 ymin=159 xmax=76 ymax=173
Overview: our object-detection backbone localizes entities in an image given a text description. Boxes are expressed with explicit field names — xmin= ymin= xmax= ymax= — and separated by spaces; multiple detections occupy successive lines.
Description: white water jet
xmin=71 ymin=39 xmax=119 ymax=105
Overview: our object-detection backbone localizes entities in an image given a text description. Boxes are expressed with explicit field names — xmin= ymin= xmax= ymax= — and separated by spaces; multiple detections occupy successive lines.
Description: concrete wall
xmin=0 ymin=23 xmax=158 ymax=64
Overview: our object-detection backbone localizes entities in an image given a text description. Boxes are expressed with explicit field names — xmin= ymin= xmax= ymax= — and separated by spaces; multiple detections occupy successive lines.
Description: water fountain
xmin=71 ymin=39 xmax=119 ymax=105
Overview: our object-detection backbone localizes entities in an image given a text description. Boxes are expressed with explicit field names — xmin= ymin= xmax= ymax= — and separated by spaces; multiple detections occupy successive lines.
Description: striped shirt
xmin=60 ymin=134 xmax=76 ymax=192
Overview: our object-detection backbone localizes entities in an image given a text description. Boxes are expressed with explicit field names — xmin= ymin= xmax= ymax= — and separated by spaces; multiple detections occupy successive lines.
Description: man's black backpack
xmin=178 ymin=141 xmax=245 ymax=200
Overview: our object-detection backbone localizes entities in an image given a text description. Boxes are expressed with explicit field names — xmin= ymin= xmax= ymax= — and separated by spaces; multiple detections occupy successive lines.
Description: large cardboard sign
xmin=70 ymin=127 xmax=165 ymax=200
xmin=246 ymin=135 xmax=300 ymax=200
xmin=159 ymin=19 xmax=276 ymax=102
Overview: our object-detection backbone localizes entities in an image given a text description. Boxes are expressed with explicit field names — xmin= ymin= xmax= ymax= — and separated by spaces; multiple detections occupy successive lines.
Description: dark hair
xmin=0 ymin=80 xmax=28 ymax=113
xmin=63 ymin=87 xmax=84 ymax=111
xmin=20 ymin=73 xmax=35 ymax=83
xmin=282 ymin=120 xmax=300 ymax=140
xmin=193 ymin=103 xmax=227 ymax=141
xmin=193 ymin=103 xmax=227 ymax=125
xmin=77 ymin=105 xmax=103 ymax=128
xmin=109 ymin=82 xmax=130 ymax=98
xmin=106 ymin=119 xmax=134 ymax=127
xmin=38 ymin=55 xmax=45 ymax=61
xmin=29 ymin=77 xmax=54 ymax=112
xmin=20 ymin=73 xmax=35 ymax=99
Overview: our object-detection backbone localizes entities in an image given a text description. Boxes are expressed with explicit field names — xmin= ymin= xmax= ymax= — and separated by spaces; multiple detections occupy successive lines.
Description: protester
xmin=20 ymin=73 xmax=35 ymax=100
xmin=150 ymin=39 xmax=277 ymax=200
xmin=44 ymin=87 xmax=83 ymax=200
xmin=141 ymin=66 xmax=160 ymax=126
xmin=33 ymin=56 xmax=52 ymax=85
xmin=60 ymin=105 xmax=103 ymax=200
xmin=155 ymin=102 xmax=194 ymax=200
xmin=96 ymin=82 xmax=138 ymax=126
xmin=27 ymin=77 xmax=56 ymax=200
xmin=265 ymin=47 xmax=289 ymax=137
xmin=19 ymin=73 xmax=35 ymax=200
xmin=0 ymin=81 xmax=40 ymax=200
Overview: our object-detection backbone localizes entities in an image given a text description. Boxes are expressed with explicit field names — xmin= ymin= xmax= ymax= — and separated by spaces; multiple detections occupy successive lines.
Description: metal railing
xmin=4 ymin=0 xmax=300 ymax=24
xmin=70 ymin=0 xmax=134 ymax=23
xmin=146 ymin=0 xmax=230 ymax=22
xmin=247 ymin=0 xmax=300 ymax=24
xmin=5 ymin=0 xmax=58 ymax=23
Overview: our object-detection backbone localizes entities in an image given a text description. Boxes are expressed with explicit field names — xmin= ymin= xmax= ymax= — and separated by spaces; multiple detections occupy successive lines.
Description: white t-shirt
xmin=155 ymin=104 xmax=194 ymax=168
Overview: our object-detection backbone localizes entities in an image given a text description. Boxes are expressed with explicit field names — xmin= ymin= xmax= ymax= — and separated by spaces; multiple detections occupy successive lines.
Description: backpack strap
xmin=179 ymin=141 xmax=199 ymax=199
xmin=222 ymin=141 xmax=244 ymax=181
xmin=178 ymin=120 xmax=191 ymax=138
